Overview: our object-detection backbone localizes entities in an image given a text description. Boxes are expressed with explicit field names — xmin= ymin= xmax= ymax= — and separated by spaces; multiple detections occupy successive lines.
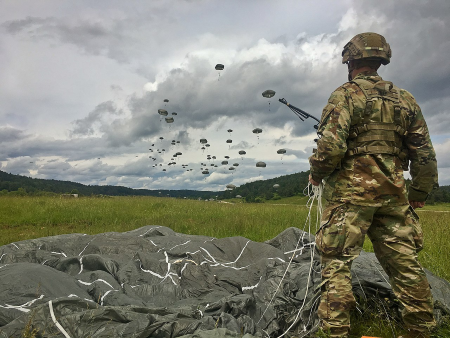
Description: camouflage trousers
xmin=315 ymin=203 xmax=435 ymax=337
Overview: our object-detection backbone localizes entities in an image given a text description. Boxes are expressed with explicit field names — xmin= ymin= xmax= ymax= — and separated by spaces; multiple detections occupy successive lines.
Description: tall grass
xmin=1 ymin=196 xmax=449 ymax=337
xmin=0 ymin=196 xmax=314 ymax=245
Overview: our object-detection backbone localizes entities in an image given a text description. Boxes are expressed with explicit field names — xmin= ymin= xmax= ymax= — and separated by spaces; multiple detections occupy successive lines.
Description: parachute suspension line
xmin=275 ymin=182 xmax=322 ymax=338
xmin=257 ymin=182 xmax=323 ymax=334
xmin=48 ymin=300 xmax=72 ymax=338
xmin=305 ymin=183 xmax=323 ymax=233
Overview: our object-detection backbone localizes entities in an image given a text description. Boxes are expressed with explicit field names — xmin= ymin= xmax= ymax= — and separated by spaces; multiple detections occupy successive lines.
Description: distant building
xmin=61 ymin=194 xmax=78 ymax=198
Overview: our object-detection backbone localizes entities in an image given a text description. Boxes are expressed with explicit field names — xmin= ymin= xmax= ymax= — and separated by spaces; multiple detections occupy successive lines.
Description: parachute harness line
xmin=257 ymin=182 xmax=323 ymax=337
xmin=48 ymin=300 xmax=72 ymax=338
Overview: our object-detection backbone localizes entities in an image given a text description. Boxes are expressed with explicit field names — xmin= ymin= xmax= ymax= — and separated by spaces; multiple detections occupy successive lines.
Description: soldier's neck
xmin=350 ymin=66 xmax=379 ymax=80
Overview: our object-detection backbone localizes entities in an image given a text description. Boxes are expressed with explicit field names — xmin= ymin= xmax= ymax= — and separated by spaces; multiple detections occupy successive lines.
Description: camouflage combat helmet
xmin=342 ymin=32 xmax=392 ymax=65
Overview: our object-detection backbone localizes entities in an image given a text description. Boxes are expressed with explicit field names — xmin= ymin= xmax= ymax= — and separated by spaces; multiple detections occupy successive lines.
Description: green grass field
xmin=0 ymin=195 xmax=449 ymax=337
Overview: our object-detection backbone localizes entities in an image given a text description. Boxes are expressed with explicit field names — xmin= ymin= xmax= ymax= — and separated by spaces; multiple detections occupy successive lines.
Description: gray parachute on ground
xmin=0 ymin=226 xmax=449 ymax=338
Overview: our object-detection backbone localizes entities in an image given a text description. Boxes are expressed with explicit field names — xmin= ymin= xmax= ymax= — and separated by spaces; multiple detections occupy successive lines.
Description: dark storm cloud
xmin=0 ymin=156 xmax=39 ymax=176
xmin=71 ymin=101 xmax=123 ymax=136
xmin=2 ymin=16 xmax=49 ymax=34
xmin=2 ymin=16 xmax=135 ymax=63
xmin=112 ymin=157 xmax=156 ymax=177
xmin=173 ymin=131 xmax=193 ymax=147
xmin=283 ymin=148 xmax=307 ymax=159
xmin=97 ymin=42 xmax=343 ymax=146
xmin=230 ymin=141 xmax=254 ymax=151
xmin=0 ymin=126 xmax=27 ymax=143
xmin=0 ymin=129 xmax=154 ymax=162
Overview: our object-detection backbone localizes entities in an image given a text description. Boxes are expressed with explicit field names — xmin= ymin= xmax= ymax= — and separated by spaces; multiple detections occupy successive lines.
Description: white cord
xmin=276 ymin=183 xmax=323 ymax=337
xmin=48 ymin=300 xmax=71 ymax=338
xmin=257 ymin=182 xmax=323 ymax=337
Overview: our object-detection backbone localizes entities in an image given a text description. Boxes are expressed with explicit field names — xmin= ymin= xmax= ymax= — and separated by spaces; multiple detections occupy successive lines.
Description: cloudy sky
xmin=1 ymin=0 xmax=449 ymax=192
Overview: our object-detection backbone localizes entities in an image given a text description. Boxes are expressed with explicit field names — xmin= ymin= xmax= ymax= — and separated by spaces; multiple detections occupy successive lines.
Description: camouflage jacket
xmin=309 ymin=71 xmax=438 ymax=206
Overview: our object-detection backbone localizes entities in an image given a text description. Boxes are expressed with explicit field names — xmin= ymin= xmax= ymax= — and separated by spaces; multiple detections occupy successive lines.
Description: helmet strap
xmin=347 ymin=61 xmax=356 ymax=81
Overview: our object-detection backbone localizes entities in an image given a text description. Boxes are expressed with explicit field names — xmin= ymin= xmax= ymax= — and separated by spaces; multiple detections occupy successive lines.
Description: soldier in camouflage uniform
xmin=308 ymin=32 xmax=438 ymax=338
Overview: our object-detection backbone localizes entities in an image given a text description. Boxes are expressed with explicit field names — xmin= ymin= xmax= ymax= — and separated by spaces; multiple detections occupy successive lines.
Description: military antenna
xmin=279 ymin=98 xmax=320 ymax=129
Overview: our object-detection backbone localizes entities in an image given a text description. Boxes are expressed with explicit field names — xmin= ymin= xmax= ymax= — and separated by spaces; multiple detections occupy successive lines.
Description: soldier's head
xmin=342 ymin=32 xmax=391 ymax=80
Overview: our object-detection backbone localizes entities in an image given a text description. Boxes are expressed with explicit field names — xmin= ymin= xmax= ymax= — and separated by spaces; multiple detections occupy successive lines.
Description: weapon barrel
xmin=278 ymin=98 xmax=320 ymax=123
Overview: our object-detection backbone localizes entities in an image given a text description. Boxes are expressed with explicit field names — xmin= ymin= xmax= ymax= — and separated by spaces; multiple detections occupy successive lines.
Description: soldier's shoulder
xmin=333 ymin=81 xmax=360 ymax=92
xmin=395 ymin=86 xmax=420 ymax=111
xmin=327 ymin=82 xmax=357 ymax=103
xmin=397 ymin=86 xmax=417 ymax=102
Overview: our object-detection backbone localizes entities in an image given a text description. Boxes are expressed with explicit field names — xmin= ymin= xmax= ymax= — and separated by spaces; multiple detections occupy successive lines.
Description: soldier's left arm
xmin=309 ymin=88 xmax=352 ymax=182
xmin=405 ymin=100 xmax=439 ymax=202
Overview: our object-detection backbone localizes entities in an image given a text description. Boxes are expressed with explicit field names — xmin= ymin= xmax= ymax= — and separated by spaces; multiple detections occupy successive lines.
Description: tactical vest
xmin=346 ymin=78 xmax=410 ymax=170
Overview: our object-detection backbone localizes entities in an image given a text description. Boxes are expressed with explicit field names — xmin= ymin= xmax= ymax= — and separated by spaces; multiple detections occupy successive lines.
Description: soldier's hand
xmin=409 ymin=201 xmax=425 ymax=209
xmin=309 ymin=174 xmax=320 ymax=186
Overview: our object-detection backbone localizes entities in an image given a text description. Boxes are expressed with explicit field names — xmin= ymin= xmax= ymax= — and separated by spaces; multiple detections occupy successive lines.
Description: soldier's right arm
xmin=405 ymin=102 xmax=439 ymax=202
xmin=309 ymin=87 xmax=352 ymax=182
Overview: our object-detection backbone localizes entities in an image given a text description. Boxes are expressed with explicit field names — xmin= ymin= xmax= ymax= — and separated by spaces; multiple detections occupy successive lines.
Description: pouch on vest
xmin=346 ymin=78 xmax=410 ymax=169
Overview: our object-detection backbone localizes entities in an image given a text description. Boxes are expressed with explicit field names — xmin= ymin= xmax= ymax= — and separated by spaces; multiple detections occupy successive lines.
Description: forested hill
xmin=1 ymin=169 xmax=449 ymax=203
xmin=220 ymin=171 xmax=311 ymax=202
xmin=220 ymin=171 xmax=450 ymax=204
xmin=0 ymin=170 xmax=218 ymax=199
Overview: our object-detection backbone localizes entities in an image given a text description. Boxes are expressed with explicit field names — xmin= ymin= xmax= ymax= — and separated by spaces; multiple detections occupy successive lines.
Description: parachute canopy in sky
xmin=262 ymin=90 xmax=276 ymax=98
xmin=158 ymin=109 xmax=168 ymax=116
xmin=165 ymin=117 xmax=174 ymax=123
xmin=277 ymin=149 xmax=286 ymax=154
xmin=215 ymin=64 xmax=224 ymax=71
xmin=252 ymin=128 xmax=262 ymax=134
xmin=256 ymin=161 xmax=266 ymax=168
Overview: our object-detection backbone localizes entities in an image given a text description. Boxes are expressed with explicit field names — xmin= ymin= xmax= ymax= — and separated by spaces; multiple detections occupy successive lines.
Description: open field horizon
xmin=1 ymin=195 xmax=449 ymax=279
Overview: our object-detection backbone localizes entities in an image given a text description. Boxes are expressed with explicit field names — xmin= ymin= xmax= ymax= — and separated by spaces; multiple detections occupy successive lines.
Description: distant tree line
xmin=219 ymin=171 xmax=450 ymax=204
xmin=0 ymin=170 xmax=218 ymax=199
xmin=427 ymin=185 xmax=450 ymax=204
xmin=1 ymin=169 xmax=448 ymax=203
xmin=219 ymin=171 xmax=310 ymax=202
